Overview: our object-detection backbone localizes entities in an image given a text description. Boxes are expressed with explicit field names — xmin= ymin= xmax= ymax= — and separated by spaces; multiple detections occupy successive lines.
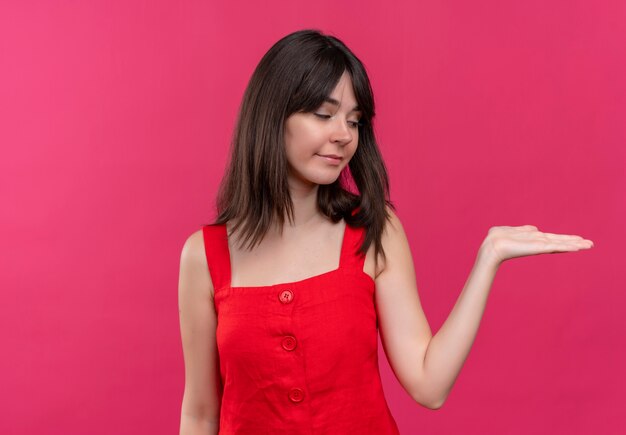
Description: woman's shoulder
xmin=180 ymin=229 xmax=209 ymax=271
xmin=368 ymin=205 xmax=407 ymax=277
xmin=180 ymin=224 xmax=229 ymax=264
xmin=383 ymin=204 xmax=404 ymax=232
xmin=178 ymin=228 xmax=217 ymax=300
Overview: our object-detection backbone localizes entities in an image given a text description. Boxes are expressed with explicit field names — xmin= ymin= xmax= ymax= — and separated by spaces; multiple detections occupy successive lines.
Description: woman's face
xmin=284 ymin=71 xmax=362 ymax=188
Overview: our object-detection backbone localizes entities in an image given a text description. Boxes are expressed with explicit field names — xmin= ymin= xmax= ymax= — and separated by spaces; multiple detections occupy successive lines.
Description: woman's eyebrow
xmin=323 ymin=97 xmax=361 ymax=113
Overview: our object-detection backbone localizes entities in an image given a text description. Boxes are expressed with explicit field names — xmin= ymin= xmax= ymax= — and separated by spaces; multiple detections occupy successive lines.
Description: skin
xmin=177 ymin=71 xmax=595 ymax=433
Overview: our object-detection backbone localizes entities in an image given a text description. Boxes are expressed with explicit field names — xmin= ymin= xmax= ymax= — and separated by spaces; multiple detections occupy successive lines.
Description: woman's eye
xmin=348 ymin=120 xmax=363 ymax=129
xmin=314 ymin=113 xmax=362 ymax=129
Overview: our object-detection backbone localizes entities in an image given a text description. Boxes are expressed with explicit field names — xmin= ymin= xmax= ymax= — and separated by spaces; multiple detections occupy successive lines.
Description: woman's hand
xmin=479 ymin=225 xmax=594 ymax=267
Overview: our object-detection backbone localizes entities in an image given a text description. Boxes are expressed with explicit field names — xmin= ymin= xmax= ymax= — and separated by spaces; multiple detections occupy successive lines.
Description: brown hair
xmin=210 ymin=29 xmax=396 ymax=269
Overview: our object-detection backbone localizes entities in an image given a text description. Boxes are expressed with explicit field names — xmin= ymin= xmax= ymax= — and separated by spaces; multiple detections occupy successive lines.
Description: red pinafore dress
xmin=202 ymin=215 xmax=400 ymax=434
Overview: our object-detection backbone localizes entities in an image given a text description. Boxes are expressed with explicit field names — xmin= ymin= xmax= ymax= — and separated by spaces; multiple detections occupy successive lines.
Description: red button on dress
xmin=288 ymin=387 xmax=305 ymax=403
xmin=282 ymin=335 xmax=297 ymax=351
xmin=202 ymin=207 xmax=400 ymax=434
xmin=278 ymin=289 xmax=293 ymax=303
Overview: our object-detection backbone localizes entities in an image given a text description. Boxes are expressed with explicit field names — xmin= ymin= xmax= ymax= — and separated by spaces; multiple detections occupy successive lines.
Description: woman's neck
xmin=282 ymin=180 xmax=321 ymax=228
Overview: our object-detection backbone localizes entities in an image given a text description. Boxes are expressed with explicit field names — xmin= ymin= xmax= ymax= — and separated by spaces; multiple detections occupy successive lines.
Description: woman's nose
xmin=330 ymin=116 xmax=354 ymax=144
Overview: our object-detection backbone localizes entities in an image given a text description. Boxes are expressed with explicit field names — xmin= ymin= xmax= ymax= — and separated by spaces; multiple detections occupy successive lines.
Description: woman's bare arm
xmin=178 ymin=230 xmax=222 ymax=435
xmin=375 ymin=207 xmax=594 ymax=409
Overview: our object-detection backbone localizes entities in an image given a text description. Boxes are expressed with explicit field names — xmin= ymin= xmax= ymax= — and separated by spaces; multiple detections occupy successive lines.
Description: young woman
xmin=177 ymin=29 xmax=594 ymax=434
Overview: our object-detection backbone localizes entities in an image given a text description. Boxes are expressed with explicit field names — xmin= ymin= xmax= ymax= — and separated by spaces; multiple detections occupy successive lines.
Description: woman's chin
xmin=287 ymin=173 xmax=340 ymax=188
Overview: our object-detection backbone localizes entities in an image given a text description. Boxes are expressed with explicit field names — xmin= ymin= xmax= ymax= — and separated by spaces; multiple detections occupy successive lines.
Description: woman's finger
xmin=539 ymin=232 xmax=585 ymax=240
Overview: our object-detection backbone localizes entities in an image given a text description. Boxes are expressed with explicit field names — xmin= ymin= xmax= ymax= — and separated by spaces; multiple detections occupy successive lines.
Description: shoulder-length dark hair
xmin=211 ymin=29 xmax=395 ymax=269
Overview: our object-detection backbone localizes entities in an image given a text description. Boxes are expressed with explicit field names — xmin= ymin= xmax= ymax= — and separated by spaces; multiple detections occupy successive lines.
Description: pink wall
xmin=1 ymin=1 xmax=624 ymax=434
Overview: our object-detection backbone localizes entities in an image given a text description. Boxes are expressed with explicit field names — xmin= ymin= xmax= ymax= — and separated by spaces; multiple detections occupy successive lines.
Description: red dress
xmin=202 ymin=216 xmax=400 ymax=434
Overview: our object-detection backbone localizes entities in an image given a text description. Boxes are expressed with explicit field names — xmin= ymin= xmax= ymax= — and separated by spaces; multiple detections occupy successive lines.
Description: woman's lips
xmin=316 ymin=154 xmax=342 ymax=165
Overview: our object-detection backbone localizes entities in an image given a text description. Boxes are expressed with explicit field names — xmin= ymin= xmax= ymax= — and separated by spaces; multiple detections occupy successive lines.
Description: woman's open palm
xmin=482 ymin=225 xmax=594 ymax=265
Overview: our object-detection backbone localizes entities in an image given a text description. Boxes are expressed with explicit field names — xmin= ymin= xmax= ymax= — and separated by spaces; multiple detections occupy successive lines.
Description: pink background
xmin=1 ymin=1 xmax=624 ymax=434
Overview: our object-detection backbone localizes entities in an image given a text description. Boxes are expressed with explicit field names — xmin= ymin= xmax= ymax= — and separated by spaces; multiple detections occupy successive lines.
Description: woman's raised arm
xmin=178 ymin=230 xmax=222 ymax=435
xmin=375 ymin=208 xmax=593 ymax=409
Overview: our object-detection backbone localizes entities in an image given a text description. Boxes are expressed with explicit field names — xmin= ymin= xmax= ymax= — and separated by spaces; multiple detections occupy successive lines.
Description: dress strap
xmin=201 ymin=224 xmax=232 ymax=292
xmin=339 ymin=220 xmax=367 ymax=272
